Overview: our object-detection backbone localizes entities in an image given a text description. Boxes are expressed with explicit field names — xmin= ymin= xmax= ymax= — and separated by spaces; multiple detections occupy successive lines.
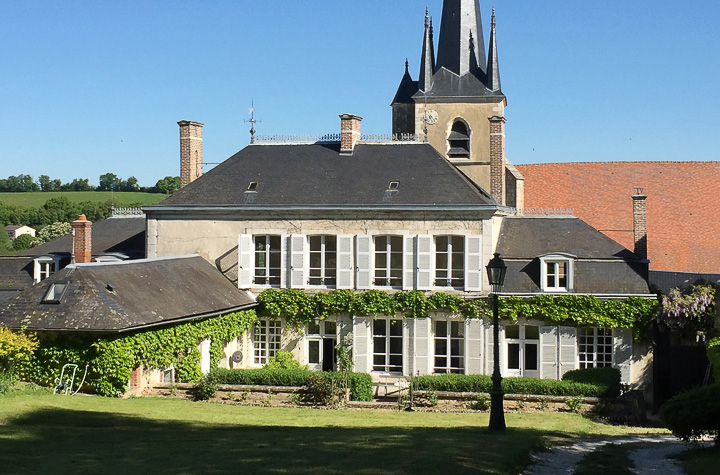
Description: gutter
xmin=143 ymin=204 xmax=500 ymax=213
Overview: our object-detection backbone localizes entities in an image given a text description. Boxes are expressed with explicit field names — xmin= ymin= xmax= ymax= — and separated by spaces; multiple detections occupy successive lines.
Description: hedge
xmin=562 ymin=367 xmax=621 ymax=397
xmin=201 ymin=368 xmax=373 ymax=402
xmin=660 ymin=384 xmax=720 ymax=445
xmin=413 ymin=373 xmax=609 ymax=398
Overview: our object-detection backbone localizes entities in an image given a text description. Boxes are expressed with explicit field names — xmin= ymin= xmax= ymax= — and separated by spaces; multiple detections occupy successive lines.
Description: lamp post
xmin=486 ymin=252 xmax=507 ymax=432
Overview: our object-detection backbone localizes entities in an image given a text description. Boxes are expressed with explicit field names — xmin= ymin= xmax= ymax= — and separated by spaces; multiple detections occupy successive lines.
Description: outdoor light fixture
xmin=486 ymin=252 xmax=507 ymax=431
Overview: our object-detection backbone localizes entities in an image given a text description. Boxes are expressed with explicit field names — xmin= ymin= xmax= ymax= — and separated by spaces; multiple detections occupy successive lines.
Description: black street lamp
xmin=486 ymin=252 xmax=507 ymax=432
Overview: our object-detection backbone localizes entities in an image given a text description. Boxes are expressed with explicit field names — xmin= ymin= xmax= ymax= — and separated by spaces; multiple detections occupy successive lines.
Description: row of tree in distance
xmin=0 ymin=174 xmax=180 ymax=194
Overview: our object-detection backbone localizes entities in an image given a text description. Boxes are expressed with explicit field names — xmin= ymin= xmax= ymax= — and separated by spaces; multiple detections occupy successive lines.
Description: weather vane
xmin=245 ymin=99 xmax=260 ymax=144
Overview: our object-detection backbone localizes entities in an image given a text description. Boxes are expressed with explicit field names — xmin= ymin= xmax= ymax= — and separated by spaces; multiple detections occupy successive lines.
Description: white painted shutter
xmin=352 ymin=316 xmax=372 ymax=373
xmin=464 ymin=235 xmax=483 ymax=292
xmin=336 ymin=235 xmax=354 ymax=289
xmin=416 ymin=235 xmax=433 ymax=291
xmin=289 ymin=234 xmax=306 ymax=288
xmin=465 ymin=318 xmax=484 ymax=375
xmin=337 ymin=315 xmax=352 ymax=343
xmin=280 ymin=234 xmax=289 ymax=288
xmin=558 ymin=326 xmax=578 ymax=378
xmin=540 ymin=326 xmax=558 ymax=379
xmin=414 ymin=317 xmax=431 ymax=375
xmin=614 ymin=328 xmax=633 ymax=385
xmin=403 ymin=318 xmax=412 ymax=375
xmin=238 ymin=234 xmax=254 ymax=288
xmin=485 ymin=323 xmax=505 ymax=375
xmin=403 ymin=236 xmax=415 ymax=290
xmin=355 ymin=235 xmax=372 ymax=290
xmin=200 ymin=339 xmax=211 ymax=375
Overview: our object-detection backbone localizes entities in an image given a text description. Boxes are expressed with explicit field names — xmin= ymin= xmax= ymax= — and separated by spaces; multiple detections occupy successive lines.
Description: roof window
xmin=247 ymin=182 xmax=258 ymax=192
xmin=388 ymin=181 xmax=399 ymax=191
xmin=42 ymin=282 xmax=68 ymax=304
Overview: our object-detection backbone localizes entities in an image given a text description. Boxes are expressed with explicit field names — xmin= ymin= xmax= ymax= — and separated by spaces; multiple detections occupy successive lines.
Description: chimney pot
xmin=339 ymin=114 xmax=362 ymax=154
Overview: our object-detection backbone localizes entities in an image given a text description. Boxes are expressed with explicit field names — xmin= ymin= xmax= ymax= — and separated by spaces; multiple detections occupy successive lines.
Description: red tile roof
xmin=516 ymin=161 xmax=720 ymax=273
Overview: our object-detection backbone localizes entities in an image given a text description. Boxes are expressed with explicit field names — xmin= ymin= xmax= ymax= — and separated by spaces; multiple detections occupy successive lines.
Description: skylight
xmin=42 ymin=282 xmax=68 ymax=304
xmin=247 ymin=182 xmax=258 ymax=192
xmin=388 ymin=181 xmax=399 ymax=191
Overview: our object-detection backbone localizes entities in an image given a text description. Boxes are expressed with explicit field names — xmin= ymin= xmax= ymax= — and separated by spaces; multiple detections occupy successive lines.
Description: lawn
xmin=0 ymin=191 xmax=166 ymax=208
xmin=0 ymin=390 xmax=667 ymax=474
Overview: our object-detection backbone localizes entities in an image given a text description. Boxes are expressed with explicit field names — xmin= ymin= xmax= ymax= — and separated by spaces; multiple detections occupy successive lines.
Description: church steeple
xmin=486 ymin=7 xmax=501 ymax=93
xmin=418 ymin=8 xmax=435 ymax=93
xmin=435 ymin=0 xmax=487 ymax=78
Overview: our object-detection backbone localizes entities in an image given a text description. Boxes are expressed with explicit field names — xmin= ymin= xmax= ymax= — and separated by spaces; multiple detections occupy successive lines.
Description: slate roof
xmin=496 ymin=217 xmax=650 ymax=294
xmin=517 ymin=161 xmax=720 ymax=273
xmin=153 ymin=143 xmax=495 ymax=207
xmin=17 ymin=216 xmax=145 ymax=259
xmin=0 ymin=257 xmax=35 ymax=303
xmin=0 ymin=255 xmax=256 ymax=332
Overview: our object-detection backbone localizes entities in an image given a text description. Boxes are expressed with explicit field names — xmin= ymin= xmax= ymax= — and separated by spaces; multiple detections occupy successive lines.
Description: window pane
xmin=508 ymin=343 xmax=520 ymax=369
xmin=505 ymin=325 xmax=520 ymax=339
xmin=525 ymin=343 xmax=538 ymax=370
xmin=436 ymin=236 xmax=448 ymax=249
xmin=373 ymin=321 xmax=386 ymax=336
xmin=390 ymin=236 xmax=403 ymax=249
xmin=389 ymin=321 xmax=402 ymax=336
xmin=309 ymin=340 xmax=320 ymax=364
xmin=309 ymin=236 xmax=321 ymax=251
xmin=435 ymin=339 xmax=447 ymax=356
xmin=390 ymin=253 xmax=402 ymax=269
xmin=269 ymin=236 xmax=281 ymax=249
xmin=451 ymin=321 xmax=463 ymax=338
xmin=451 ymin=236 xmax=464 ymax=251
xmin=309 ymin=252 xmax=322 ymax=269
xmin=375 ymin=253 xmax=386 ymax=269
xmin=389 ymin=337 xmax=402 ymax=354
xmin=389 ymin=355 xmax=402 ymax=368
xmin=325 ymin=236 xmax=337 ymax=252
xmin=374 ymin=337 xmax=385 ymax=354
xmin=307 ymin=322 xmax=320 ymax=334
xmin=450 ymin=339 xmax=462 ymax=357
xmin=525 ymin=326 xmax=539 ymax=340
xmin=435 ymin=321 xmax=447 ymax=337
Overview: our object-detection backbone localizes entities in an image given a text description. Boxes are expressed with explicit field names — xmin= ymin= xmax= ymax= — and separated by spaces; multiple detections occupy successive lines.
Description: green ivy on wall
xmin=21 ymin=310 xmax=258 ymax=397
xmin=257 ymin=289 xmax=658 ymax=340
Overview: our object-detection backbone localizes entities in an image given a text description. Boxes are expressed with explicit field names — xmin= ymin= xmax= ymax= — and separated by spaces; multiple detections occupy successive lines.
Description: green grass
xmin=0 ymin=390 xmax=668 ymax=474
xmin=0 ymin=191 xmax=165 ymax=208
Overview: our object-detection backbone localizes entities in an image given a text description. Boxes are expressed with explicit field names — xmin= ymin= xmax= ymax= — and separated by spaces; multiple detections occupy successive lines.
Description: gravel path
xmin=524 ymin=435 xmax=693 ymax=475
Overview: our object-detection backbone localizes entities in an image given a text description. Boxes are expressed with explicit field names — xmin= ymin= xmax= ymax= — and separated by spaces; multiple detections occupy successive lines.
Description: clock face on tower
xmin=424 ymin=109 xmax=439 ymax=125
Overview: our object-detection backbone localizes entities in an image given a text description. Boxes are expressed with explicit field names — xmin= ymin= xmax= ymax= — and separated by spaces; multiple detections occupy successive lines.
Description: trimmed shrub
xmin=660 ymin=384 xmax=720 ymax=445
xmin=414 ymin=373 xmax=607 ymax=398
xmin=562 ymin=367 xmax=621 ymax=397
xmin=263 ymin=350 xmax=306 ymax=370
xmin=708 ymin=338 xmax=720 ymax=383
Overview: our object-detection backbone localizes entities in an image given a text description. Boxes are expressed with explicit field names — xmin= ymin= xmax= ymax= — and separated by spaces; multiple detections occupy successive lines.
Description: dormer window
xmin=42 ymin=282 xmax=68 ymax=304
xmin=247 ymin=182 xmax=258 ymax=192
xmin=447 ymin=120 xmax=471 ymax=158
xmin=388 ymin=181 xmax=399 ymax=191
xmin=539 ymin=254 xmax=575 ymax=292
xmin=33 ymin=255 xmax=63 ymax=283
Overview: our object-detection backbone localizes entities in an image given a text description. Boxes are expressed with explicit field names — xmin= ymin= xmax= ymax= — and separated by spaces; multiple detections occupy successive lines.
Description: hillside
xmin=0 ymin=192 xmax=166 ymax=208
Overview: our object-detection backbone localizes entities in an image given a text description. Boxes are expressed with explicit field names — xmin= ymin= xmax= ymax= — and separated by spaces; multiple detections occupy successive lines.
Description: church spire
xmin=435 ymin=0 xmax=487 ymax=77
xmin=419 ymin=8 xmax=435 ymax=93
xmin=486 ymin=7 xmax=501 ymax=92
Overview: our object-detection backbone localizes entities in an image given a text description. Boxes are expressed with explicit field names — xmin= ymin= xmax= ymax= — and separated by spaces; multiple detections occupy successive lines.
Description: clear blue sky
xmin=1 ymin=0 xmax=719 ymax=187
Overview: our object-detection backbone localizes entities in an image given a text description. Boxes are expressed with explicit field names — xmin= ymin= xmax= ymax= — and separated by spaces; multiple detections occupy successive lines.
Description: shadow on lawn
xmin=0 ymin=408 xmax=558 ymax=474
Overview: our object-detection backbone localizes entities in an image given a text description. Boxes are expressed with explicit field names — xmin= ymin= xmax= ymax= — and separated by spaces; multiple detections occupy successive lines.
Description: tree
xmin=123 ymin=176 xmax=140 ymax=192
xmin=98 ymin=173 xmax=122 ymax=191
xmin=38 ymin=197 xmax=79 ymax=225
xmin=12 ymin=234 xmax=34 ymax=251
xmin=33 ymin=222 xmax=72 ymax=245
xmin=38 ymin=175 xmax=51 ymax=191
xmin=155 ymin=176 xmax=181 ymax=194
xmin=0 ymin=228 xmax=12 ymax=252
xmin=60 ymin=178 xmax=94 ymax=192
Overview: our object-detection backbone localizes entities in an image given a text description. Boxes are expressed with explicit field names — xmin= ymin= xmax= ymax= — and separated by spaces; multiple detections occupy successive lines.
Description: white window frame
xmin=504 ymin=324 xmax=540 ymax=378
xmin=307 ymin=235 xmax=337 ymax=288
xmin=373 ymin=235 xmax=403 ymax=288
xmin=33 ymin=256 xmax=61 ymax=283
xmin=253 ymin=235 xmax=283 ymax=287
xmin=252 ymin=319 xmax=282 ymax=366
xmin=434 ymin=235 xmax=465 ymax=289
xmin=539 ymin=253 xmax=575 ymax=292
xmin=372 ymin=317 xmax=403 ymax=373
xmin=306 ymin=320 xmax=338 ymax=371
xmin=433 ymin=319 xmax=465 ymax=374
xmin=578 ymin=327 xmax=614 ymax=369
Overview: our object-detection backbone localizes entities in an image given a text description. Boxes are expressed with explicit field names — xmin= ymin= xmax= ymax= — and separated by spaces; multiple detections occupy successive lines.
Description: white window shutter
xmin=355 ymin=235 xmax=372 ymax=290
xmin=238 ymin=234 xmax=254 ymax=288
xmin=352 ymin=316 xmax=372 ymax=373
xmin=336 ymin=235 xmax=354 ymax=289
xmin=279 ymin=234 xmax=290 ymax=288
xmin=540 ymin=326 xmax=558 ymax=379
xmin=414 ymin=317 xmax=431 ymax=375
xmin=558 ymin=326 xmax=578 ymax=378
xmin=289 ymin=234 xmax=306 ymax=288
xmin=613 ymin=328 xmax=633 ymax=385
xmin=403 ymin=235 xmax=415 ymax=290
xmin=416 ymin=235 xmax=433 ymax=290
xmin=485 ymin=323 xmax=504 ymax=375
xmin=403 ymin=318 xmax=412 ymax=375
xmin=465 ymin=319 xmax=484 ymax=375
xmin=464 ymin=235 xmax=483 ymax=292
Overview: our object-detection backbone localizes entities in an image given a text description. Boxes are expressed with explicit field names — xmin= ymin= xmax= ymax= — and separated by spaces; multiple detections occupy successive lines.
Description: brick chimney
xmin=71 ymin=214 xmax=92 ymax=264
xmin=178 ymin=120 xmax=204 ymax=188
xmin=339 ymin=114 xmax=362 ymax=154
xmin=632 ymin=189 xmax=648 ymax=261
xmin=489 ymin=116 xmax=506 ymax=205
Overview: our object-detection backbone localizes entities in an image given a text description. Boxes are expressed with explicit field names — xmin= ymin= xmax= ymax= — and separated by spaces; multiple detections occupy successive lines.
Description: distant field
xmin=0 ymin=192 xmax=166 ymax=208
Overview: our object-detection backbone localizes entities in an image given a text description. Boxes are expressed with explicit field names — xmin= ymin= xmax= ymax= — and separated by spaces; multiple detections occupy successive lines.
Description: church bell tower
xmin=391 ymin=0 xmax=523 ymax=209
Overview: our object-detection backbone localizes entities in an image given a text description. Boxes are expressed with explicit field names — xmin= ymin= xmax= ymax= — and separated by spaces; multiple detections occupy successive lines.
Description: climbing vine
xmin=20 ymin=310 xmax=258 ymax=397
xmin=257 ymin=289 xmax=658 ymax=340
xmin=659 ymin=284 xmax=716 ymax=331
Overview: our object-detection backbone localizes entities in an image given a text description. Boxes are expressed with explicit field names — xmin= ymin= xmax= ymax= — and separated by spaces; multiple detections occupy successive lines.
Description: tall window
xmin=39 ymin=261 xmax=55 ymax=281
xmin=308 ymin=235 xmax=337 ymax=287
xmin=435 ymin=236 xmax=464 ymax=287
xmin=434 ymin=320 xmax=464 ymax=373
xmin=579 ymin=328 xmax=613 ymax=368
xmin=374 ymin=236 xmax=403 ymax=287
xmin=545 ymin=261 xmax=567 ymax=290
xmin=373 ymin=318 xmax=403 ymax=373
xmin=505 ymin=325 xmax=539 ymax=378
xmin=307 ymin=320 xmax=337 ymax=372
xmin=253 ymin=319 xmax=282 ymax=365
xmin=254 ymin=235 xmax=281 ymax=286
xmin=447 ymin=120 xmax=470 ymax=158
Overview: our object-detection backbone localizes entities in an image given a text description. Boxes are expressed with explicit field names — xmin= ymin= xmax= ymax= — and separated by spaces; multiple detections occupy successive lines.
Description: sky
xmin=1 ymin=0 xmax=719 ymax=187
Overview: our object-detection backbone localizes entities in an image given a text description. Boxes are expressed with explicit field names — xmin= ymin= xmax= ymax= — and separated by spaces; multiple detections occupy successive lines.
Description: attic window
xmin=388 ymin=181 xmax=399 ymax=191
xmin=247 ymin=182 xmax=258 ymax=192
xmin=42 ymin=282 xmax=68 ymax=304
